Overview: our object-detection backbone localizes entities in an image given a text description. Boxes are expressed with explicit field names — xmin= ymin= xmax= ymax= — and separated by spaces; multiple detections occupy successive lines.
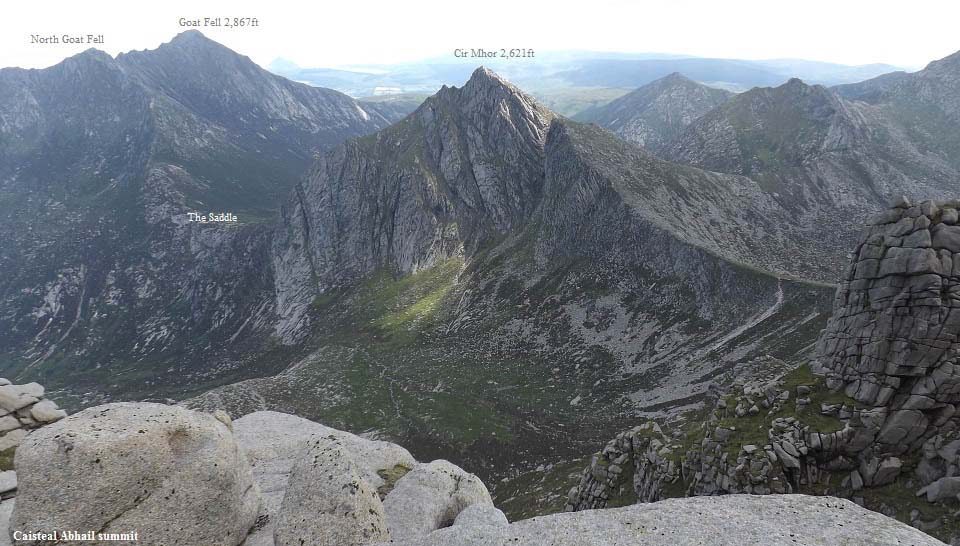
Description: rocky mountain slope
xmin=660 ymin=53 xmax=960 ymax=263
xmin=567 ymin=199 xmax=960 ymax=543
xmin=184 ymin=67 xmax=843 ymax=514
xmin=1 ymin=400 xmax=944 ymax=546
xmin=574 ymin=73 xmax=732 ymax=151
xmin=577 ymin=52 xmax=960 ymax=281
xmin=0 ymin=31 xmax=398 ymax=396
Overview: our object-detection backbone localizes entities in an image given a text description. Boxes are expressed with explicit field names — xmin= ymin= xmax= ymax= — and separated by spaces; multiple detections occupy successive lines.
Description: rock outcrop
xmin=230 ymin=410 xmax=417 ymax=546
xmin=273 ymin=438 xmax=389 ymax=546
xmin=382 ymin=460 xmax=492 ymax=541
xmin=11 ymin=403 xmax=260 ymax=546
xmin=566 ymin=199 xmax=960 ymax=543
xmin=817 ymin=196 xmax=960 ymax=452
xmin=0 ymin=380 xmax=66 ymax=453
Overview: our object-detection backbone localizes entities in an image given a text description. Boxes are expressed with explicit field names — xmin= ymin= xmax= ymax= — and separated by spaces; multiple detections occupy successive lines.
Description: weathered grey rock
xmin=871 ymin=457 xmax=902 ymax=486
xmin=772 ymin=443 xmax=800 ymax=469
xmin=918 ymin=476 xmax=960 ymax=502
xmin=932 ymin=224 xmax=960 ymax=252
xmin=273 ymin=437 xmax=388 ymax=546
xmin=452 ymin=503 xmax=509 ymax=529
xmin=0 ymin=429 xmax=26 ymax=451
xmin=0 ymin=471 xmax=15 ymax=494
xmin=891 ymin=195 xmax=912 ymax=209
xmin=28 ymin=400 xmax=66 ymax=423
xmin=234 ymin=411 xmax=415 ymax=497
xmin=0 ymin=416 xmax=20 ymax=434
xmin=232 ymin=411 xmax=416 ymax=546
xmin=850 ymin=470 xmax=864 ymax=490
xmin=0 ymin=384 xmax=43 ymax=413
xmin=0 ymin=500 xmax=12 ymax=546
xmin=942 ymin=208 xmax=959 ymax=225
xmin=12 ymin=402 xmax=260 ymax=546
xmin=376 ymin=495 xmax=944 ymax=546
xmin=383 ymin=460 xmax=493 ymax=541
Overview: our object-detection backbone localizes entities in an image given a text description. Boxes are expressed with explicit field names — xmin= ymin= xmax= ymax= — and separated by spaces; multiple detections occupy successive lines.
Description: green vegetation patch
xmin=376 ymin=463 xmax=413 ymax=498
xmin=0 ymin=447 xmax=14 ymax=471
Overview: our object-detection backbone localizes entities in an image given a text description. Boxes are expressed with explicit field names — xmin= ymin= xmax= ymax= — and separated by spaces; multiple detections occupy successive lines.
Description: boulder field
xmin=0 ymin=401 xmax=944 ymax=545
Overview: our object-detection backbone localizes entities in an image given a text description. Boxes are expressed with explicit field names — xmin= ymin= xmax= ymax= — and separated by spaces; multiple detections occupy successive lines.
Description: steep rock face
xmin=0 ymin=32 xmax=394 ymax=391
xmin=574 ymin=73 xmax=732 ymax=152
xmin=272 ymin=68 xmax=840 ymax=343
xmin=272 ymin=68 xmax=555 ymax=341
xmin=817 ymin=197 xmax=960 ymax=452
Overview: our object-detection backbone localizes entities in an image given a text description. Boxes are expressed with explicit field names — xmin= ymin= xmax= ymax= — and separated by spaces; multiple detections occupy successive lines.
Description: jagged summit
xmin=429 ymin=66 xmax=553 ymax=125
xmin=467 ymin=66 xmax=509 ymax=86
xmin=152 ymin=29 xmax=241 ymax=59
xmin=657 ymin=71 xmax=693 ymax=83
xmin=169 ymin=29 xmax=210 ymax=43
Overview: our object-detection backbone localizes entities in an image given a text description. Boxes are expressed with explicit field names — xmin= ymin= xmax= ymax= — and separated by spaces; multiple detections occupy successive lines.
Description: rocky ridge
xmin=656 ymin=56 xmax=960 ymax=271
xmin=2 ymin=401 xmax=943 ymax=546
xmin=566 ymin=198 xmax=960 ymax=543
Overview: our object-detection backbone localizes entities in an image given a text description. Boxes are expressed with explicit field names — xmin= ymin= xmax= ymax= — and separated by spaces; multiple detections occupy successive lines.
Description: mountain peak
xmin=659 ymin=72 xmax=692 ymax=84
xmin=428 ymin=66 xmax=554 ymax=127
xmin=574 ymin=70 xmax=731 ymax=151
xmin=464 ymin=66 xmax=515 ymax=91
xmin=169 ymin=29 xmax=212 ymax=45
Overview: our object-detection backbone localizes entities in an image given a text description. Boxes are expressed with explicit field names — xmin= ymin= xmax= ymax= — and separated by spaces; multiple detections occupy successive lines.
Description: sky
xmin=3 ymin=0 xmax=959 ymax=71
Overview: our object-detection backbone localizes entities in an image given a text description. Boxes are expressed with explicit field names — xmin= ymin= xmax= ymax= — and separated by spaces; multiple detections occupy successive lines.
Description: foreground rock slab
xmin=11 ymin=403 xmax=260 ymax=546
xmin=232 ymin=411 xmax=416 ymax=546
xmin=383 ymin=460 xmax=493 ymax=541
xmin=377 ymin=495 xmax=945 ymax=546
xmin=273 ymin=437 xmax=389 ymax=546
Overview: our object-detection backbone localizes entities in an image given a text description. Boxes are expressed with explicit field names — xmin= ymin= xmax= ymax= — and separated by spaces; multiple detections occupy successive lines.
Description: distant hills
xmin=268 ymin=53 xmax=902 ymax=115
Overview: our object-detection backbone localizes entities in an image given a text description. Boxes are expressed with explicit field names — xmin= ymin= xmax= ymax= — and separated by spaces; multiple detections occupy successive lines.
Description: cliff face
xmin=567 ymin=198 xmax=960 ymax=543
xmin=271 ymin=68 xmax=555 ymax=341
xmin=271 ymin=68 xmax=843 ymax=343
xmin=816 ymin=198 xmax=960 ymax=452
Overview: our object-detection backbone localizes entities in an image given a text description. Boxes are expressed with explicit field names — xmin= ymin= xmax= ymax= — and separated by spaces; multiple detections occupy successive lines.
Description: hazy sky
xmin=4 ymin=0 xmax=959 ymax=70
